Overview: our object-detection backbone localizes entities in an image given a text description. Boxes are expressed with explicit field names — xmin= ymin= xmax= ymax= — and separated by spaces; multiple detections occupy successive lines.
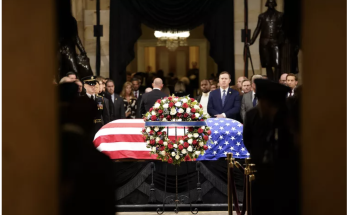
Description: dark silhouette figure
xmin=58 ymin=0 xmax=93 ymax=79
xmin=248 ymin=0 xmax=284 ymax=81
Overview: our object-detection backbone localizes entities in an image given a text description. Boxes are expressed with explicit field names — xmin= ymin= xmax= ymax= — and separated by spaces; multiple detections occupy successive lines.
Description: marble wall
xmin=73 ymin=0 xmax=301 ymax=83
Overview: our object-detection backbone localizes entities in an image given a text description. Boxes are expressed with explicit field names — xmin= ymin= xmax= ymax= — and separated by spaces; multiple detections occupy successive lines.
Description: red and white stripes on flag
xmin=93 ymin=119 xmax=185 ymax=160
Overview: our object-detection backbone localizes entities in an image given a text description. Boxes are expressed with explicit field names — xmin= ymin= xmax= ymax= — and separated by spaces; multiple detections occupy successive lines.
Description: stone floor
xmin=117 ymin=212 xmax=235 ymax=215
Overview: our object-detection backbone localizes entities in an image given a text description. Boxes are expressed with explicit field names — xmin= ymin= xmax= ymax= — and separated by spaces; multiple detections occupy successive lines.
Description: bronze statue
xmin=58 ymin=0 xmax=93 ymax=79
xmin=248 ymin=0 xmax=284 ymax=81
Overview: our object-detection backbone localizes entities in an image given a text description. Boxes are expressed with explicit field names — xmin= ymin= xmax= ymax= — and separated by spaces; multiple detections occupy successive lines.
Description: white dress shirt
xmin=111 ymin=93 xmax=115 ymax=103
xmin=288 ymin=89 xmax=294 ymax=97
xmin=200 ymin=92 xmax=210 ymax=115
xmin=86 ymin=93 xmax=95 ymax=100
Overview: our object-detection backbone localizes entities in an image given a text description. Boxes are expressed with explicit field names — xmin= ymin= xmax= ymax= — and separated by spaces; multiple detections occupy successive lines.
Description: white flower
xmin=147 ymin=140 xmax=150 ymax=144
xmin=154 ymin=103 xmax=161 ymax=108
xmin=178 ymin=108 xmax=184 ymax=113
xmin=163 ymin=142 xmax=168 ymax=146
xmin=160 ymin=151 xmax=166 ymax=156
xmin=175 ymin=155 xmax=180 ymax=160
xmin=146 ymin=127 xmax=151 ymax=132
xmin=154 ymin=127 xmax=159 ymax=132
xmin=195 ymin=151 xmax=201 ymax=156
xmin=195 ymin=113 xmax=200 ymax=118
xmin=194 ymin=105 xmax=200 ymax=109
xmin=156 ymin=137 xmax=161 ymax=142
xmin=201 ymin=126 xmax=205 ymax=129
xmin=182 ymin=98 xmax=188 ymax=103
xmin=174 ymin=144 xmax=178 ymax=148
xmin=175 ymin=102 xmax=182 ymax=107
xmin=163 ymin=103 xmax=169 ymax=109
xmin=170 ymin=108 xmax=177 ymax=115
xmin=177 ymin=119 xmax=182 ymax=121
xmin=174 ymin=97 xmax=179 ymax=101
xmin=193 ymin=133 xmax=199 ymax=138
xmin=188 ymin=139 xmax=193 ymax=144
xmin=188 ymin=146 xmax=193 ymax=152
xmin=151 ymin=111 xmax=156 ymax=115
xmin=152 ymin=147 xmax=156 ymax=152
xmin=179 ymin=140 xmax=184 ymax=144
xmin=186 ymin=108 xmax=191 ymax=113
xmin=171 ymin=152 xmax=176 ymax=157
xmin=162 ymin=118 xmax=167 ymax=121
xmin=199 ymin=142 xmax=204 ymax=147
xmin=182 ymin=149 xmax=187 ymax=154
xmin=188 ymin=133 xmax=193 ymax=138
xmin=150 ymin=136 xmax=154 ymax=140
xmin=201 ymin=151 xmax=205 ymax=155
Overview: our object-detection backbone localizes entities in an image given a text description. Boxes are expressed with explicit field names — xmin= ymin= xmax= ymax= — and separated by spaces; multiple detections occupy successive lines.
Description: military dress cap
xmin=254 ymin=79 xmax=291 ymax=103
xmin=81 ymin=75 xmax=98 ymax=86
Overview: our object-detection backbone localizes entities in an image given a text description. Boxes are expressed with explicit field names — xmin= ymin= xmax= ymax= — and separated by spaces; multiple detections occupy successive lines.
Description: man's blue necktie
xmin=253 ymin=95 xmax=257 ymax=107
xmin=222 ymin=90 xmax=226 ymax=106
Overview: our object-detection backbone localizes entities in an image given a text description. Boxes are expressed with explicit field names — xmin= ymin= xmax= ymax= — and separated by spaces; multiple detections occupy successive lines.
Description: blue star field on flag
xmin=197 ymin=118 xmax=250 ymax=160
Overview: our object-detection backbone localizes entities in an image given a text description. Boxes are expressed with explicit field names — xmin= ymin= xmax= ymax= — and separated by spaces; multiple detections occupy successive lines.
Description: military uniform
xmin=243 ymin=79 xmax=299 ymax=215
xmin=81 ymin=76 xmax=111 ymax=135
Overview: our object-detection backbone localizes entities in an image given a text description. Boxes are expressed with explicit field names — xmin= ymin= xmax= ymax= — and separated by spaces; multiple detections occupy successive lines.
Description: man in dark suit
xmin=140 ymin=78 xmax=167 ymax=116
xmin=105 ymin=80 xmax=125 ymax=120
xmin=207 ymin=72 xmax=241 ymax=119
xmin=240 ymin=75 xmax=263 ymax=121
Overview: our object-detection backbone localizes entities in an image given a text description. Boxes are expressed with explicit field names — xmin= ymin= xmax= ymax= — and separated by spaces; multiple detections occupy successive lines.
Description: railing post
xmin=226 ymin=153 xmax=234 ymax=215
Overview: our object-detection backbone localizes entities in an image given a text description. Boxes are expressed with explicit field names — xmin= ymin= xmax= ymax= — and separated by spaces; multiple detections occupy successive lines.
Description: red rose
xmin=191 ymin=115 xmax=196 ymax=119
xmin=168 ymin=144 xmax=173 ymax=149
xmin=203 ymin=135 xmax=209 ymax=141
xmin=157 ymin=131 xmax=162 ymax=135
xmin=142 ymin=129 xmax=146 ymax=133
xmin=166 ymin=115 xmax=171 ymax=120
xmin=149 ymin=107 xmax=153 ymax=112
xmin=149 ymin=130 xmax=154 ymax=135
xmin=163 ymin=131 xmax=167 ymax=135
xmin=184 ymin=142 xmax=189 ymax=148
xmin=150 ymin=140 xmax=155 ymax=145
xmin=158 ymin=110 xmax=163 ymax=114
xmin=199 ymin=104 xmax=202 ymax=108
xmin=192 ymin=140 xmax=198 ymax=145
xmin=160 ymin=146 xmax=165 ymax=151
xmin=190 ymin=98 xmax=195 ymax=102
xmin=169 ymin=102 xmax=174 ymax=108
xmin=185 ymin=155 xmax=191 ymax=161
xmin=177 ymin=113 xmax=182 ymax=117
xmin=203 ymin=145 xmax=208 ymax=150
xmin=168 ymin=157 xmax=173 ymax=164
xmin=207 ymin=130 xmax=211 ymax=135
xmin=191 ymin=108 xmax=196 ymax=113
xmin=178 ymin=145 xmax=184 ymax=150
xmin=184 ymin=113 xmax=189 ymax=118
xmin=160 ymin=115 xmax=164 ymax=119
xmin=151 ymin=115 xmax=157 ymax=121
xmin=157 ymin=99 xmax=161 ymax=103
xmin=168 ymin=97 xmax=173 ymax=101
xmin=200 ymin=119 xmax=204 ymax=121
xmin=198 ymin=128 xmax=204 ymax=134
xmin=182 ymin=103 xmax=188 ymax=108
xmin=188 ymin=127 xmax=194 ymax=132
xmin=158 ymin=140 xmax=164 ymax=145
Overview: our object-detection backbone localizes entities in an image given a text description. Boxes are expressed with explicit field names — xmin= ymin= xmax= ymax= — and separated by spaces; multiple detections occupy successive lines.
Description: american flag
xmin=197 ymin=118 xmax=249 ymax=160
xmin=93 ymin=119 xmax=249 ymax=160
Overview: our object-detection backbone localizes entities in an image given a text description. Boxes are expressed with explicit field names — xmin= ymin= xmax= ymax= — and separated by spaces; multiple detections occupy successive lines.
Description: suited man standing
xmin=105 ymin=80 xmax=126 ymax=120
xmin=140 ymin=78 xmax=167 ymax=116
xmin=207 ymin=72 xmax=241 ymax=119
xmin=240 ymin=75 xmax=263 ymax=121
xmin=195 ymin=80 xmax=211 ymax=115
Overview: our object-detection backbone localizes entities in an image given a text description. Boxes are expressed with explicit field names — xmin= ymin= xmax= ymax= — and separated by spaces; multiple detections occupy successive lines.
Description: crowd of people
xmin=58 ymin=69 xmax=300 ymax=215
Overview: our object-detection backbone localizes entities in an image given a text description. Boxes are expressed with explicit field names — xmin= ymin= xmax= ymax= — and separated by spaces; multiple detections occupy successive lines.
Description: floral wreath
xmin=142 ymin=95 xmax=211 ymax=165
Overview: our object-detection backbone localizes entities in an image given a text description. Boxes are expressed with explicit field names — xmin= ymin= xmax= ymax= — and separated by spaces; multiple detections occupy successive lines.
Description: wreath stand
xmin=145 ymin=121 xmax=207 ymax=214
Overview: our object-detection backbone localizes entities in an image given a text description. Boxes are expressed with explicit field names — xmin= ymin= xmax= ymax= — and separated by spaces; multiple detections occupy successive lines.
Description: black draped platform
xmin=113 ymin=159 xmax=245 ymax=212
